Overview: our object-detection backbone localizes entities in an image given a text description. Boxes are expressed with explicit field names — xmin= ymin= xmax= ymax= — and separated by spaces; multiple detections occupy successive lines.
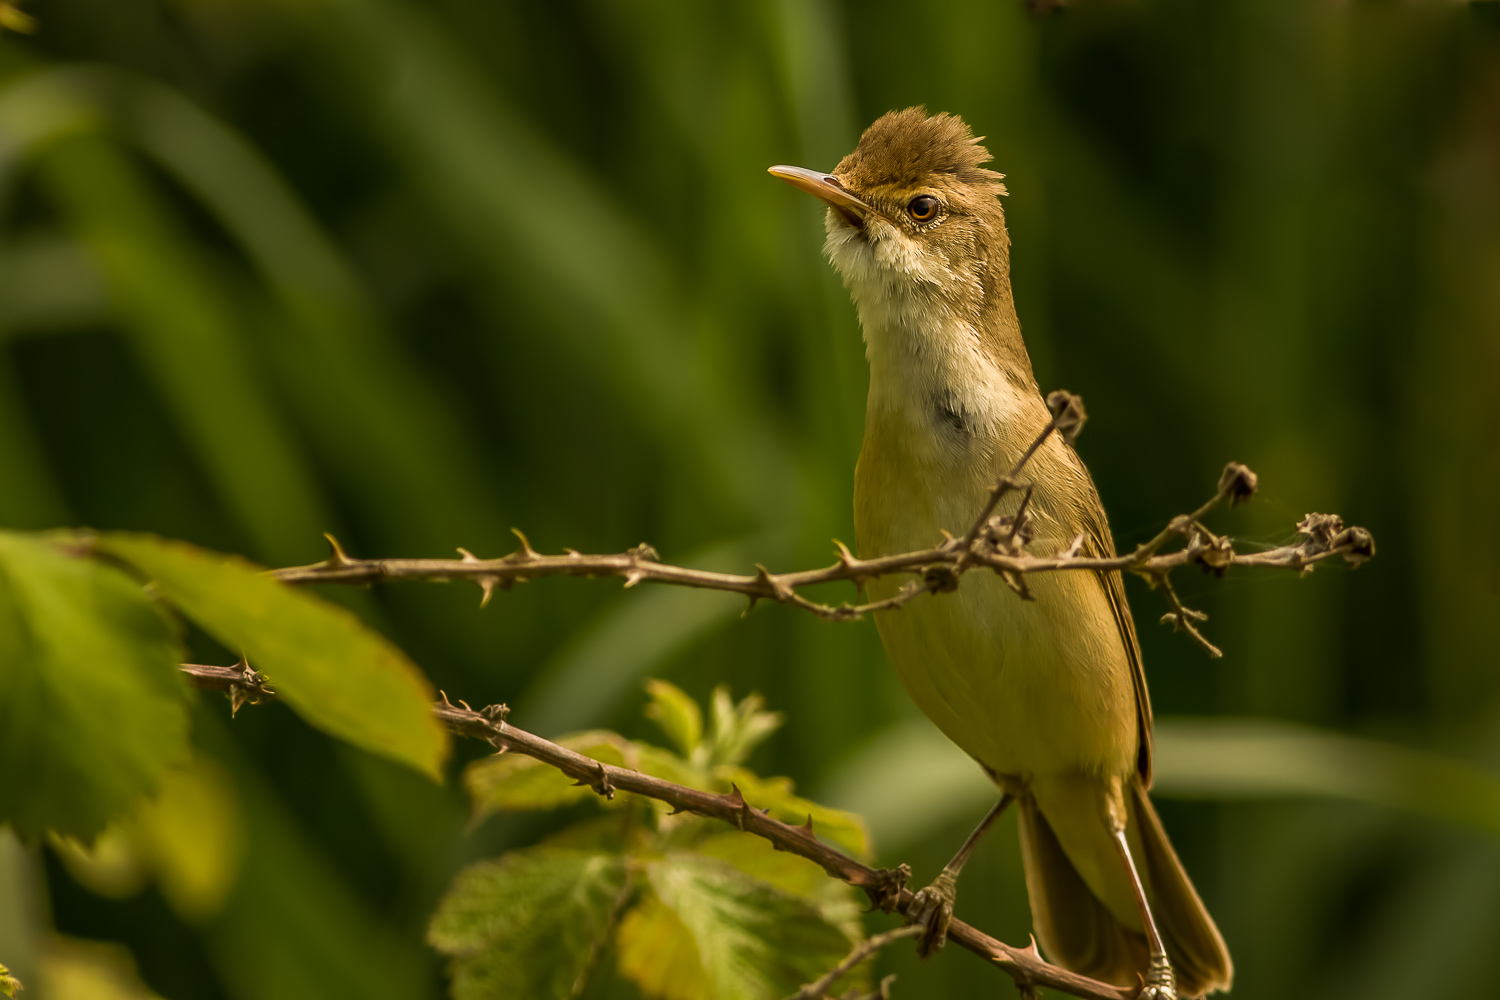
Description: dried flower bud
xmin=1296 ymin=513 xmax=1345 ymax=553
xmin=1195 ymin=535 xmax=1235 ymax=577
xmin=923 ymin=564 xmax=960 ymax=594
xmin=628 ymin=542 xmax=661 ymax=563
xmin=1045 ymin=390 xmax=1088 ymax=445
xmin=1333 ymin=526 xmax=1376 ymax=565
xmin=1218 ymin=463 xmax=1259 ymax=507
xmin=986 ymin=510 xmax=1035 ymax=554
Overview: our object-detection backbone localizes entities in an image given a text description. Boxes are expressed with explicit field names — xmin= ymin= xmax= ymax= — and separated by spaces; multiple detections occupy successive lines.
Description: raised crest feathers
xmin=835 ymin=106 xmax=1007 ymax=195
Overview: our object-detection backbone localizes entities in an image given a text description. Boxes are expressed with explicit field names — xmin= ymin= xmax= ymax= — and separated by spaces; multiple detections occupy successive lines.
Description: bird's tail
xmin=1017 ymin=782 xmax=1233 ymax=997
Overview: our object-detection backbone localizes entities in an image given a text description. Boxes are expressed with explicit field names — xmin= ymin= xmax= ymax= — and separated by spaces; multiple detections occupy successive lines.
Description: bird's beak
xmin=767 ymin=165 xmax=872 ymax=230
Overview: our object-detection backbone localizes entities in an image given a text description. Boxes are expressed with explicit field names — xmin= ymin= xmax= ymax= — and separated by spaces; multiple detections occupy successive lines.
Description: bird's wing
xmin=1078 ymin=497 xmax=1154 ymax=787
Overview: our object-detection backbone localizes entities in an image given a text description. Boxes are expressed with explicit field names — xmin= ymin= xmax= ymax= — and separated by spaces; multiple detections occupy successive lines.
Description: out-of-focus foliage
xmin=36 ymin=935 xmax=164 ymax=1000
xmin=98 ymin=532 xmax=449 ymax=779
xmin=437 ymin=683 xmax=865 ymax=1000
xmin=0 ymin=531 xmax=187 ymax=839
xmin=0 ymin=0 xmax=1498 ymax=997
xmin=50 ymin=754 xmax=244 ymax=923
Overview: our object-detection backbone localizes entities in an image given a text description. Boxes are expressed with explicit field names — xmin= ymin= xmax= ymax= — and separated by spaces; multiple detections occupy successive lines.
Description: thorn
xmin=594 ymin=761 xmax=616 ymax=800
xmin=754 ymin=564 xmax=795 ymax=603
xmin=458 ymin=699 xmax=473 ymax=711
xmin=623 ymin=570 xmax=646 ymax=589
xmin=439 ymin=689 xmax=452 ymax=705
xmin=722 ymin=784 xmax=749 ymax=829
xmin=627 ymin=542 xmax=660 ymax=562
xmin=478 ymin=578 xmax=497 ymax=607
xmin=565 ymin=548 xmax=582 ymax=558
xmin=457 ymin=547 xmax=481 ymax=562
xmin=508 ymin=527 xmax=539 ymax=560
xmin=323 ymin=532 xmax=353 ymax=567
xmin=742 ymin=594 xmax=759 ymax=617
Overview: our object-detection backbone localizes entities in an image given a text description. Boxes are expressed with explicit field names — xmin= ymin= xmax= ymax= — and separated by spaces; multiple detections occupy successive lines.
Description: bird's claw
xmin=1136 ymin=954 xmax=1177 ymax=1000
xmin=908 ymin=869 xmax=958 ymax=958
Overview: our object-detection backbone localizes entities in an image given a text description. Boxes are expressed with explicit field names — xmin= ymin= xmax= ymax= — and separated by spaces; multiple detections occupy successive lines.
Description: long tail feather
xmin=1017 ymin=793 xmax=1148 ymax=987
xmin=1017 ymin=787 xmax=1234 ymax=997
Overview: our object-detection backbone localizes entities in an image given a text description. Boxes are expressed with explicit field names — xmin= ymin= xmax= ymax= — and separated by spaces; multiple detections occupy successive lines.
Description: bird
xmin=769 ymin=108 xmax=1232 ymax=998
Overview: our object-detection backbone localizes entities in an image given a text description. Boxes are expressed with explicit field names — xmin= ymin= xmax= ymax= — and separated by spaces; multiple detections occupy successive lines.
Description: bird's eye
xmin=907 ymin=195 xmax=941 ymax=223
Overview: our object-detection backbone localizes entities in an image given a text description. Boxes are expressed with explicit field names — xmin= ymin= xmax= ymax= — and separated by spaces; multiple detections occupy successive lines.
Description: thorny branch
xmin=180 ymin=661 xmax=1135 ymax=1000
xmin=272 ymin=392 xmax=1375 ymax=658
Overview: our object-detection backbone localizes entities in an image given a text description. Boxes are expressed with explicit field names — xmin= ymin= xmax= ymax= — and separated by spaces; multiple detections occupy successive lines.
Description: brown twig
xmin=784 ymin=925 xmax=921 ymax=1000
xmin=180 ymin=661 xmax=1132 ymax=1000
xmin=272 ymin=448 xmax=1374 ymax=653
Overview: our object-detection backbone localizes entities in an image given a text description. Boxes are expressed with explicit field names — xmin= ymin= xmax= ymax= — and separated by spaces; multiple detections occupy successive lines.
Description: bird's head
xmin=770 ymin=107 xmax=1010 ymax=330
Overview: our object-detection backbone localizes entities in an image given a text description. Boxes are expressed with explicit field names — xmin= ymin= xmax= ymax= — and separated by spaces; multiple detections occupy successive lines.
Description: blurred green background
xmin=2 ymin=0 xmax=1499 ymax=997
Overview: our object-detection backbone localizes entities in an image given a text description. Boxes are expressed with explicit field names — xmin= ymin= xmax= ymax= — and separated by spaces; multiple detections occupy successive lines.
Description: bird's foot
xmin=907 ymin=868 xmax=958 ymax=958
xmin=1136 ymin=954 xmax=1177 ymax=1000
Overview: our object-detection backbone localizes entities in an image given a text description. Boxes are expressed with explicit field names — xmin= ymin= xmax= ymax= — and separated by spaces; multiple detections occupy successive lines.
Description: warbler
xmin=771 ymin=109 xmax=1232 ymax=998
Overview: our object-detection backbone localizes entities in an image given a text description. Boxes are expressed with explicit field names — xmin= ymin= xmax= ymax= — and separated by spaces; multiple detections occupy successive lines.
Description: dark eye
xmin=907 ymin=195 xmax=941 ymax=222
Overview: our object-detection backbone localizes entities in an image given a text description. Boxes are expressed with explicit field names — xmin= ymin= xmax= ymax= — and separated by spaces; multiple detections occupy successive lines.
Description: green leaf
xmin=428 ymin=847 xmax=630 ymax=1000
xmin=615 ymin=893 xmax=711 ymax=1000
xmin=0 ymin=531 xmax=188 ymax=839
xmin=693 ymin=832 xmax=863 ymax=941
xmin=622 ymin=853 xmax=856 ymax=1000
xmin=707 ymin=687 xmax=782 ymax=768
xmin=95 ymin=533 xmax=447 ymax=780
xmin=466 ymin=732 xmax=631 ymax=820
xmin=0 ymin=960 xmax=20 ymax=998
xmin=49 ymin=755 xmax=244 ymax=922
xmin=644 ymin=679 xmax=703 ymax=760
xmin=40 ymin=936 xmax=165 ymax=1000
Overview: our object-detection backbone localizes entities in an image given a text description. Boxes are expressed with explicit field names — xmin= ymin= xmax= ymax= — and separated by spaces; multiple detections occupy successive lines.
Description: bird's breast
xmin=854 ymin=384 xmax=1138 ymax=783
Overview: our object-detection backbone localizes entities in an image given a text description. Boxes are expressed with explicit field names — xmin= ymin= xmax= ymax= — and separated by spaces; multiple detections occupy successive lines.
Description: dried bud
xmin=1296 ymin=513 xmax=1345 ymax=553
xmin=923 ymin=564 xmax=960 ymax=594
xmin=1045 ymin=390 xmax=1088 ymax=445
xmin=1195 ymin=535 xmax=1235 ymax=577
xmin=985 ymin=510 xmax=1035 ymax=554
xmin=1005 ymin=511 xmax=1036 ymax=547
xmin=628 ymin=542 xmax=660 ymax=562
xmin=1218 ymin=463 xmax=1259 ymax=507
xmin=1333 ymin=526 xmax=1376 ymax=565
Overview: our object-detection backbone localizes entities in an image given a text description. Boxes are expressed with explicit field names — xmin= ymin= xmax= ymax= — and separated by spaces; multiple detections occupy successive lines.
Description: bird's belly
xmin=855 ymin=439 xmax=1137 ymax=783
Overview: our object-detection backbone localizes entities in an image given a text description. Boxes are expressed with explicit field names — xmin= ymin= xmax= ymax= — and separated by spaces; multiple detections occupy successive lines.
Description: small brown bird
xmin=771 ymin=109 xmax=1232 ymax=998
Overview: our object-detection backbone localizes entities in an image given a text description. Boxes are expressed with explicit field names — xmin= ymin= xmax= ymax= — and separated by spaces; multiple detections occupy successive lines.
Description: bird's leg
xmin=909 ymin=793 xmax=1014 ymax=957
xmin=1110 ymin=826 xmax=1177 ymax=1000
